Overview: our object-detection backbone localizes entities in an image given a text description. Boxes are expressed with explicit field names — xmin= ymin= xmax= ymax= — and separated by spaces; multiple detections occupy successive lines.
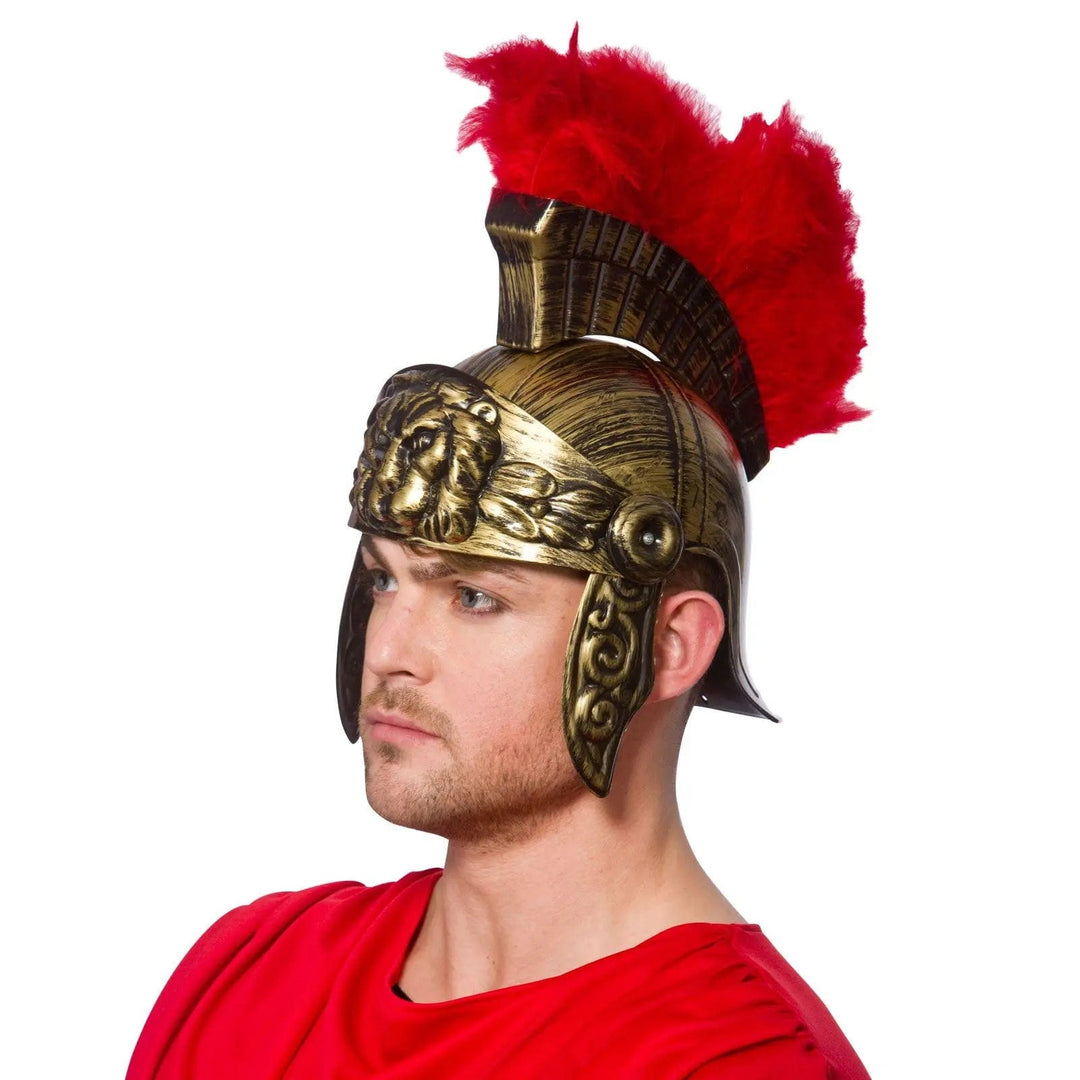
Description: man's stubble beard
xmin=360 ymin=684 xmax=584 ymax=848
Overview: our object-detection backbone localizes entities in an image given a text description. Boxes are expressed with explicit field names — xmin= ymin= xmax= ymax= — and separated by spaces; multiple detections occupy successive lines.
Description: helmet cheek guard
xmin=562 ymin=496 xmax=683 ymax=794
xmin=336 ymin=543 xmax=371 ymax=746
xmin=562 ymin=573 xmax=662 ymax=796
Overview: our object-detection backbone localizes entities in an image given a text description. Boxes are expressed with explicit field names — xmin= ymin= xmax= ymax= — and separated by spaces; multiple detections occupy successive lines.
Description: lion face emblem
xmin=353 ymin=368 xmax=501 ymax=544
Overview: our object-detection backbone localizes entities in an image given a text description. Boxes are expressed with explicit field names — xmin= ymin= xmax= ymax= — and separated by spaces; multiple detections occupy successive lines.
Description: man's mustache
xmin=360 ymin=683 xmax=452 ymax=739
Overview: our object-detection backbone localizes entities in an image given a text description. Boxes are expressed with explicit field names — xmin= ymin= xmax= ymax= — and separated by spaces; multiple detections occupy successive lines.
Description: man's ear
xmin=648 ymin=588 xmax=725 ymax=704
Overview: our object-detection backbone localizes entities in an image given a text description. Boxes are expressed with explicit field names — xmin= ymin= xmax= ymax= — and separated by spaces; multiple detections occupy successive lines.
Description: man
xmin=129 ymin=31 xmax=871 ymax=1079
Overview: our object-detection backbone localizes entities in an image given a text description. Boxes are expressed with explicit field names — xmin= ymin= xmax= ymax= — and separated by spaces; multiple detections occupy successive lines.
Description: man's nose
xmin=363 ymin=589 xmax=434 ymax=683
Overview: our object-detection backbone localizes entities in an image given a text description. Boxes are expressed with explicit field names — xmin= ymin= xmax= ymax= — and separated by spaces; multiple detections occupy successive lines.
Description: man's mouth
xmin=363 ymin=708 xmax=441 ymax=742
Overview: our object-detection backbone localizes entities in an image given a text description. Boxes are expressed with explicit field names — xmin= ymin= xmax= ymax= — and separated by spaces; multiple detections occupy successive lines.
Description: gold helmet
xmin=337 ymin=33 xmax=866 ymax=796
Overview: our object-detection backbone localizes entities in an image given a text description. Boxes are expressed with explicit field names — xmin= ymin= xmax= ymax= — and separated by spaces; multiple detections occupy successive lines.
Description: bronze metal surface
xmin=563 ymin=574 xmax=663 ymax=796
xmin=486 ymin=192 xmax=769 ymax=480
xmin=337 ymin=539 xmax=373 ymax=744
xmin=351 ymin=365 xmax=684 ymax=583
xmin=458 ymin=341 xmax=773 ymax=727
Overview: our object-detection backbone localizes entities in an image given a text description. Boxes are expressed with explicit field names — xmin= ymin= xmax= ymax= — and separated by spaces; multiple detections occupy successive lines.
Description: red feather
xmin=447 ymin=28 xmax=867 ymax=450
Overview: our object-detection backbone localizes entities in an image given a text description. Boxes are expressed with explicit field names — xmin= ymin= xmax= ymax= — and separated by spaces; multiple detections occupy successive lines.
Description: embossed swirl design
xmin=564 ymin=575 xmax=661 ymax=795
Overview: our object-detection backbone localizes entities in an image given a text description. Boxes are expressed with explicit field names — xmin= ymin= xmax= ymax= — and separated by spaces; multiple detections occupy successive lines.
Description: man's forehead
xmin=360 ymin=533 xmax=528 ymax=583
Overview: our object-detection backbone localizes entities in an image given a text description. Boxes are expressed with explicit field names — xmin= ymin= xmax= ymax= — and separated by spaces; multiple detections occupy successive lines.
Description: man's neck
xmin=398 ymin=779 xmax=743 ymax=1003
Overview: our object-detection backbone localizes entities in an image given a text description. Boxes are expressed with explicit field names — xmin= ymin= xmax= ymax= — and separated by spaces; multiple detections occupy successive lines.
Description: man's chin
xmin=363 ymin=766 xmax=585 ymax=846
xmin=365 ymin=785 xmax=423 ymax=829
xmin=362 ymin=760 xmax=454 ymax=835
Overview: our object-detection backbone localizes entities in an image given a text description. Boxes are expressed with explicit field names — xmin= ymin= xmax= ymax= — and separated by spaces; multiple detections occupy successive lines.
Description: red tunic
xmin=128 ymin=869 xmax=870 ymax=1079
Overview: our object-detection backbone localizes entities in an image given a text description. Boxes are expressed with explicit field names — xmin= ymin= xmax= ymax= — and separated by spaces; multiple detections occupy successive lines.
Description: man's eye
xmin=458 ymin=586 xmax=499 ymax=613
xmin=370 ymin=568 xmax=395 ymax=593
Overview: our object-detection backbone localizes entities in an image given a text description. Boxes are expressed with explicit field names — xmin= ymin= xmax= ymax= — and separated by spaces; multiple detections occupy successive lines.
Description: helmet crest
xmin=449 ymin=27 xmax=866 ymax=450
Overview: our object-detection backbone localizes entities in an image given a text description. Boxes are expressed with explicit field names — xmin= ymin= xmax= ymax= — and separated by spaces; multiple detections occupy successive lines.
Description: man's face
xmin=358 ymin=535 xmax=588 ymax=843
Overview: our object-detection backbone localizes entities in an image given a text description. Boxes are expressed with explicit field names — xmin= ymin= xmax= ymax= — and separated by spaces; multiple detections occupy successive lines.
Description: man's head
xmin=355 ymin=534 xmax=725 ymax=841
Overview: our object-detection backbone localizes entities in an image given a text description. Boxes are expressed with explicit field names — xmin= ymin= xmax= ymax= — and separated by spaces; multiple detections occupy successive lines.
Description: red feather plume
xmin=447 ymin=29 xmax=867 ymax=450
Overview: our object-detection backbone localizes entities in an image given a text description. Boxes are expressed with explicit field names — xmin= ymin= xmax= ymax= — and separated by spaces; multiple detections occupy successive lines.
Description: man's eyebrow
xmin=441 ymin=556 xmax=528 ymax=584
xmin=360 ymin=533 xmax=527 ymax=583
xmin=359 ymin=533 xmax=381 ymax=562
xmin=405 ymin=559 xmax=455 ymax=583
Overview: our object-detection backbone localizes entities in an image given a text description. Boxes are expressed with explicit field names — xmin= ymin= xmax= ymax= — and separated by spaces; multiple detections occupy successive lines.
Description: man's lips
xmin=363 ymin=709 xmax=440 ymax=741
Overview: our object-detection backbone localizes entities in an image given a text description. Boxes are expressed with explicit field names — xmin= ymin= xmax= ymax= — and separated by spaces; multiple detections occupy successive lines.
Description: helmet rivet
xmin=607 ymin=495 xmax=683 ymax=583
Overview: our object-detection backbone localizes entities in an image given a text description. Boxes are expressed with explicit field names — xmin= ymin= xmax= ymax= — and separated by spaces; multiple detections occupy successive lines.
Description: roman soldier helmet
xmin=337 ymin=30 xmax=866 ymax=796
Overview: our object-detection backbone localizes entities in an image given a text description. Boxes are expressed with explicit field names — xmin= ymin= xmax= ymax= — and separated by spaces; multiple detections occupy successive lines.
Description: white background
xmin=2 ymin=3 xmax=1076 ymax=1077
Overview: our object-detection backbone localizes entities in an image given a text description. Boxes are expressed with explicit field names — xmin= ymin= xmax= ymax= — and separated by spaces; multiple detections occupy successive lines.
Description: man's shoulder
xmin=682 ymin=924 xmax=871 ymax=1080
xmin=568 ymin=922 xmax=868 ymax=1079
xmin=213 ymin=869 xmax=435 ymax=930
xmin=184 ymin=868 xmax=439 ymax=966
xmin=126 ymin=869 xmax=439 ymax=1079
